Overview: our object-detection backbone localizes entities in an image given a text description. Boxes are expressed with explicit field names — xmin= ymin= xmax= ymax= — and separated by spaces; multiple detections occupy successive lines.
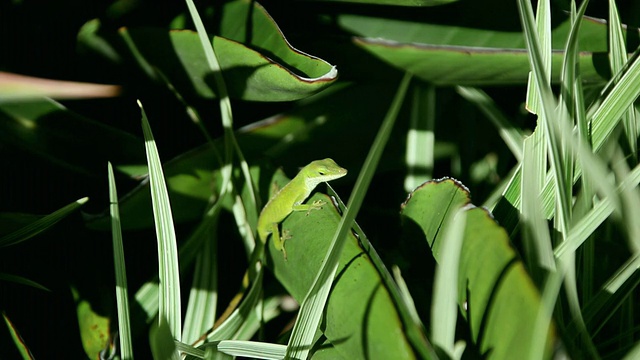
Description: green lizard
xmin=257 ymin=158 xmax=347 ymax=259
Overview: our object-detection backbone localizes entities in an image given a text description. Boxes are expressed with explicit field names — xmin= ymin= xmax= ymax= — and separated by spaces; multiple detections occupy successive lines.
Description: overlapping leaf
xmin=341 ymin=14 xmax=612 ymax=85
xmin=401 ymin=179 xmax=555 ymax=359
xmin=78 ymin=1 xmax=337 ymax=102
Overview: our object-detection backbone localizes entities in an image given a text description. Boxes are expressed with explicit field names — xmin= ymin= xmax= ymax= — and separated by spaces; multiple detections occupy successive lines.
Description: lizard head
xmin=305 ymin=158 xmax=348 ymax=188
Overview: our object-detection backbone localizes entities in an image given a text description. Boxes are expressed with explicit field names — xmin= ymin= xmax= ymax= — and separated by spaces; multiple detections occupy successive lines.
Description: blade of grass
xmin=591 ymin=50 xmax=640 ymax=153
xmin=495 ymin=40 xmax=640 ymax=235
xmin=2 ymin=312 xmax=34 ymax=360
xmin=183 ymin=0 xmax=259 ymax=222
xmin=140 ymin=101 xmax=182 ymax=340
xmin=521 ymin=134 xmax=554 ymax=273
xmin=286 ymin=73 xmax=413 ymax=360
xmin=608 ymin=0 xmax=637 ymax=162
xmin=195 ymin=267 xmax=265 ymax=345
xmin=555 ymin=162 xmax=640 ymax=259
xmin=518 ymin=0 xmax=573 ymax=236
xmin=456 ymin=86 xmax=525 ymax=161
xmin=0 ymin=197 xmax=88 ymax=247
xmin=0 ymin=273 xmax=49 ymax=291
xmin=216 ymin=340 xmax=287 ymax=359
xmin=404 ymin=82 xmax=435 ymax=191
xmin=524 ymin=0 xmax=552 ymax=116
xmin=530 ymin=266 xmax=564 ymax=360
xmin=391 ymin=266 xmax=422 ymax=329
xmin=108 ymin=162 xmax=134 ymax=359
xmin=518 ymin=2 xmax=575 ymax=359
xmin=555 ymin=3 xmax=601 ymax=357
xmin=431 ymin=208 xmax=466 ymax=358
xmin=622 ymin=339 xmax=640 ymax=360
xmin=182 ymin=217 xmax=219 ymax=344
xmin=611 ymin=147 xmax=640 ymax=253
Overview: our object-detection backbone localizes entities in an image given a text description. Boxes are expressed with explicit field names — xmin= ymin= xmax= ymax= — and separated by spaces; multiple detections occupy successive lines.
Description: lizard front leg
xmin=292 ymin=200 xmax=326 ymax=215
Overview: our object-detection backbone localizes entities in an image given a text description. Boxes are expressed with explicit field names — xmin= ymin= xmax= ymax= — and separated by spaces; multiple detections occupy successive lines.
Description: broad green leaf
xmin=215 ymin=0 xmax=336 ymax=84
xmin=352 ymin=38 xmax=602 ymax=86
xmin=78 ymin=1 xmax=337 ymax=102
xmin=73 ymin=287 xmax=112 ymax=360
xmin=0 ymin=98 xmax=145 ymax=175
xmin=267 ymin=192 xmax=418 ymax=359
xmin=340 ymin=13 xmax=608 ymax=51
xmin=340 ymin=14 xmax=612 ymax=85
xmin=150 ymin=316 xmax=179 ymax=360
xmin=401 ymin=179 xmax=555 ymax=359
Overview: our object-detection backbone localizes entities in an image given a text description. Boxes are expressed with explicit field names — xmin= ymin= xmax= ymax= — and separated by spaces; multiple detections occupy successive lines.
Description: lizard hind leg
xmin=269 ymin=222 xmax=290 ymax=260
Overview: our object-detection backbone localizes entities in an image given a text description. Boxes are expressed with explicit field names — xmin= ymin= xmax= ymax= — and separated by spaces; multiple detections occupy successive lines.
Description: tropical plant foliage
xmin=2 ymin=0 xmax=640 ymax=359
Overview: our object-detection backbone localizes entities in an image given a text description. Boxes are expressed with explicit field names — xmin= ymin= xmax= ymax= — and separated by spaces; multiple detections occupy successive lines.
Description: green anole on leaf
xmin=257 ymin=158 xmax=347 ymax=259
xmin=191 ymin=159 xmax=347 ymax=345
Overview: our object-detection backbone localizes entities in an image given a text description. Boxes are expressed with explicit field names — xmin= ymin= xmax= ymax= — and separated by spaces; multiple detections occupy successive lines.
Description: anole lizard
xmin=257 ymin=158 xmax=347 ymax=259
xmin=191 ymin=159 xmax=346 ymax=345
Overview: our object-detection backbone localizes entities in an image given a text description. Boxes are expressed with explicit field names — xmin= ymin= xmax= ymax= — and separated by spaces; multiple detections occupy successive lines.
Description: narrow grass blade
xmin=2 ymin=312 xmax=34 ymax=360
xmin=175 ymin=341 xmax=206 ymax=359
xmin=557 ymin=5 xmax=601 ymax=356
xmin=608 ymin=0 xmax=637 ymax=160
xmin=603 ymin=253 xmax=640 ymax=294
xmin=518 ymin=0 xmax=572 ymax=235
xmin=0 ymin=273 xmax=49 ymax=291
xmin=558 ymin=0 xmax=589 ymax=120
xmin=392 ymin=266 xmax=422 ymax=328
xmin=140 ymin=101 xmax=182 ymax=340
xmin=524 ymin=0 xmax=552 ymax=115
xmin=555 ymin=162 xmax=640 ymax=259
xmin=182 ymin=219 xmax=218 ymax=344
xmin=286 ymin=73 xmax=412 ymax=360
xmin=431 ymin=208 xmax=466 ymax=357
xmin=611 ymin=148 xmax=640 ymax=252
xmin=521 ymin=135 xmax=554 ymax=272
xmin=530 ymin=267 xmax=564 ymax=360
xmin=404 ymin=82 xmax=435 ymax=191
xmin=622 ymin=340 xmax=640 ymax=360
xmin=574 ymin=268 xmax=640 ymax=343
xmin=134 ymin=281 xmax=159 ymax=323
xmin=456 ymin=86 xmax=525 ymax=161
xmin=183 ymin=0 xmax=258 ymax=214
xmin=108 ymin=162 xmax=134 ymax=359
xmin=183 ymin=1 xmax=260 ymax=278
xmin=0 ymin=197 xmax=88 ymax=247
xmin=216 ymin=340 xmax=287 ymax=359
xmin=591 ymin=50 xmax=640 ymax=153
xmin=203 ymin=269 xmax=264 ymax=343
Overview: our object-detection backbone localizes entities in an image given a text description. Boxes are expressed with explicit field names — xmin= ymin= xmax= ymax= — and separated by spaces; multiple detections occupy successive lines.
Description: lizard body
xmin=257 ymin=158 xmax=347 ymax=258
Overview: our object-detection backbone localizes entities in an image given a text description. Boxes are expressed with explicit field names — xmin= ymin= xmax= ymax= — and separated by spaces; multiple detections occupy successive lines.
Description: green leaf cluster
xmin=2 ymin=0 xmax=640 ymax=359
